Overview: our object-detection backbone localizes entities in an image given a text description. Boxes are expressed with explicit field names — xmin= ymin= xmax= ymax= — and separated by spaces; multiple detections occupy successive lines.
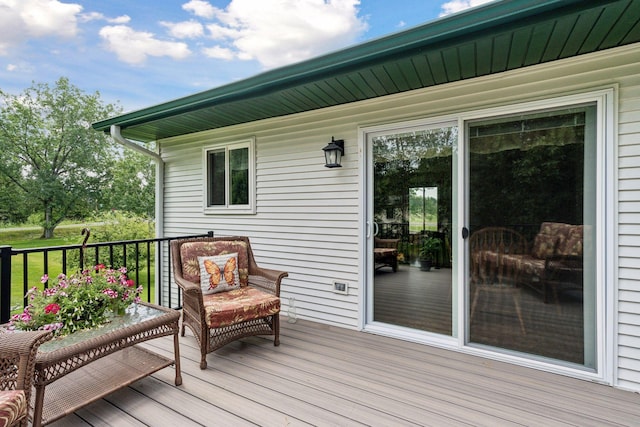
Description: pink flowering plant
xmin=10 ymin=264 xmax=142 ymax=336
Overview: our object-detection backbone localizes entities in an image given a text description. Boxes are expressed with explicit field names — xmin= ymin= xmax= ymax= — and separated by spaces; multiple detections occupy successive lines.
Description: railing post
xmin=1 ymin=245 xmax=13 ymax=324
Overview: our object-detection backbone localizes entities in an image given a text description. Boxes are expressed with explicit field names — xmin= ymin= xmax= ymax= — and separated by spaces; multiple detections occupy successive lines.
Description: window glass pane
xmin=468 ymin=104 xmax=596 ymax=368
xmin=207 ymin=150 xmax=225 ymax=206
xmin=371 ymin=126 xmax=456 ymax=336
xmin=230 ymin=147 xmax=249 ymax=205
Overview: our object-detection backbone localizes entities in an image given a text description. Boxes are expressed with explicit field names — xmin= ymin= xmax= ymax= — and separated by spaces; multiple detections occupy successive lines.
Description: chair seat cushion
xmin=0 ymin=390 xmax=27 ymax=427
xmin=502 ymin=254 xmax=546 ymax=277
xmin=203 ymin=287 xmax=280 ymax=328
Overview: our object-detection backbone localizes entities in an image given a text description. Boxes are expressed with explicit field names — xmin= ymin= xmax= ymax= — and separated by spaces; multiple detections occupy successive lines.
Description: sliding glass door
xmin=368 ymin=123 xmax=456 ymax=336
xmin=365 ymin=96 xmax=603 ymax=372
xmin=466 ymin=105 xmax=597 ymax=368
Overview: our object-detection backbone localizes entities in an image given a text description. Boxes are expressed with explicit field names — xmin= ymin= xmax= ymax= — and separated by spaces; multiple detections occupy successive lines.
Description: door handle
xmin=462 ymin=227 xmax=469 ymax=239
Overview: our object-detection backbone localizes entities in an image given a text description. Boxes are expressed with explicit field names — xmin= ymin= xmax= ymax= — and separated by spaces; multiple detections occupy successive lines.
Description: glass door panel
xmin=467 ymin=105 xmax=597 ymax=368
xmin=370 ymin=125 xmax=456 ymax=336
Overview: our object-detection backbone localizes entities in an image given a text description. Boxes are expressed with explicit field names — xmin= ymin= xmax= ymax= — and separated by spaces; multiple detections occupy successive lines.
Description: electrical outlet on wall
xmin=332 ymin=281 xmax=348 ymax=294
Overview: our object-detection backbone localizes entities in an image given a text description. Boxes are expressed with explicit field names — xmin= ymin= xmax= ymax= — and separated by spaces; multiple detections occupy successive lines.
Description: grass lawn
xmin=2 ymin=233 xmax=156 ymax=314
xmin=408 ymin=212 xmax=437 ymax=233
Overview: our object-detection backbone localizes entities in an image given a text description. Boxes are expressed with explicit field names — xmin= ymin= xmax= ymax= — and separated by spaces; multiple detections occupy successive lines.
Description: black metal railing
xmin=0 ymin=230 xmax=213 ymax=323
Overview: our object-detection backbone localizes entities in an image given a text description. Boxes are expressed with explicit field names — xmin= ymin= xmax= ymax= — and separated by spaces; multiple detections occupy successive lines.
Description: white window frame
xmin=203 ymin=137 xmax=256 ymax=215
xmin=360 ymin=88 xmax=615 ymax=384
xmin=456 ymin=89 xmax=615 ymax=383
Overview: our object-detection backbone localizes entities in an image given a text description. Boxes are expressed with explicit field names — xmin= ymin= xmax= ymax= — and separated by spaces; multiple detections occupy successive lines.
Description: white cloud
xmin=439 ymin=0 xmax=495 ymax=17
xmin=79 ymin=11 xmax=105 ymax=22
xmin=19 ymin=0 xmax=82 ymax=37
xmin=183 ymin=0 xmax=216 ymax=19
xmin=4 ymin=61 xmax=33 ymax=73
xmin=80 ymin=12 xmax=130 ymax=24
xmin=202 ymin=45 xmax=235 ymax=60
xmin=0 ymin=0 xmax=82 ymax=54
xmin=160 ymin=20 xmax=204 ymax=39
xmin=99 ymin=25 xmax=191 ymax=65
xmin=109 ymin=15 xmax=131 ymax=24
xmin=206 ymin=23 xmax=241 ymax=40
xmin=201 ymin=0 xmax=368 ymax=69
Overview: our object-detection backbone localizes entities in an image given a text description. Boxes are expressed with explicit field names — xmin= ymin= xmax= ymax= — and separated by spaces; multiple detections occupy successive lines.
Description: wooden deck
xmin=48 ymin=317 xmax=640 ymax=426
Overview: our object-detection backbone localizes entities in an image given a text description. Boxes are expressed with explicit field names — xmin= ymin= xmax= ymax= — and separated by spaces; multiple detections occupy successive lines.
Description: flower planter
xmin=9 ymin=265 xmax=142 ymax=336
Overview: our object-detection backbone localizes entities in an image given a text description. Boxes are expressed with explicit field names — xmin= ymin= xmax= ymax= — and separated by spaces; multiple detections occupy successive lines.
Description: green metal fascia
xmin=91 ymin=0 xmax=618 ymax=134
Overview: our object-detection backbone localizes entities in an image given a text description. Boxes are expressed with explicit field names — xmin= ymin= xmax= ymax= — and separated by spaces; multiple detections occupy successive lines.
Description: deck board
xmin=48 ymin=317 xmax=640 ymax=426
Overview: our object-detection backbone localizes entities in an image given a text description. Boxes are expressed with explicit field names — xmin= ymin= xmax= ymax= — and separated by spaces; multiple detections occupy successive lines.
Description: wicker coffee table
xmin=32 ymin=302 xmax=181 ymax=426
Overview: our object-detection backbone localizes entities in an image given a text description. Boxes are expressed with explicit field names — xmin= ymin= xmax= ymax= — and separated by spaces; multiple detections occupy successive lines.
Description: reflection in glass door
xmin=370 ymin=124 xmax=456 ymax=336
xmin=467 ymin=105 xmax=596 ymax=368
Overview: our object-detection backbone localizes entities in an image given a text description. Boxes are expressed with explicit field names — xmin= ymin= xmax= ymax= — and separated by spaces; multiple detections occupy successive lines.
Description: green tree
xmin=0 ymin=77 xmax=121 ymax=238
xmin=66 ymin=211 xmax=155 ymax=272
xmin=106 ymin=149 xmax=156 ymax=218
xmin=0 ymin=172 xmax=34 ymax=224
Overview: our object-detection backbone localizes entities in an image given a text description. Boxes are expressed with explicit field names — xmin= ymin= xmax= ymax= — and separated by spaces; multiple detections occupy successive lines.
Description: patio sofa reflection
xmin=470 ymin=222 xmax=584 ymax=304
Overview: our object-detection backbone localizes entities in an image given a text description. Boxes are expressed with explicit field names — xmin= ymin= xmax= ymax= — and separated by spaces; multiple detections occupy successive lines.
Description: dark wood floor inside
xmin=374 ymin=263 xmax=584 ymax=364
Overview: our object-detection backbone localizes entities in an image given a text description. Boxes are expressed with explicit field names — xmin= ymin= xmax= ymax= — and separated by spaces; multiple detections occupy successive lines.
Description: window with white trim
xmin=203 ymin=138 xmax=255 ymax=214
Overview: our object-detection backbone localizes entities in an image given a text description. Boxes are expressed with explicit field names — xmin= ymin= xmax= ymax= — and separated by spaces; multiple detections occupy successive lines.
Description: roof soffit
xmin=92 ymin=0 xmax=640 ymax=142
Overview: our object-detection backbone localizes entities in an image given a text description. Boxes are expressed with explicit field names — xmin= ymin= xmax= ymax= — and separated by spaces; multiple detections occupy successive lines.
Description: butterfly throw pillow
xmin=198 ymin=252 xmax=240 ymax=294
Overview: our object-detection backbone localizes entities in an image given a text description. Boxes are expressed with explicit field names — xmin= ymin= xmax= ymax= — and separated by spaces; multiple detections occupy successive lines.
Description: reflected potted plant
xmin=419 ymin=237 xmax=441 ymax=272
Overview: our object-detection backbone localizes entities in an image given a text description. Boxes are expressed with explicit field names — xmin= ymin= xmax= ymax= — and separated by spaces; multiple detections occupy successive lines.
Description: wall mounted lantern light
xmin=322 ymin=137 xmax=345 ymax=168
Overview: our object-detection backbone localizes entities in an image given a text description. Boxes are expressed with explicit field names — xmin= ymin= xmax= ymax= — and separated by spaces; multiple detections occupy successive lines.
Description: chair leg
xmin=273 ymin=315 xmax=280 ymax=346
xmin=200 ymin=351 xmax=208 ymax=370
xmin=470 ymin=288 xmax=480 ymax=322
xmin=200 ymin=328 xmax=209 ymax=369
xmin=512 ymin=294 xmax=526 ymax=335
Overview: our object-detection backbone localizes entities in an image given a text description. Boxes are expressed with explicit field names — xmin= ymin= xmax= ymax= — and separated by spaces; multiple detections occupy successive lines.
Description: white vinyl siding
xmin=162 ymin=127 xmax=361 ymax=328
xmin=159 ymin=44 xmax=640 ymax=390
xmin=616 ymin=73 xmax=640 ymax=391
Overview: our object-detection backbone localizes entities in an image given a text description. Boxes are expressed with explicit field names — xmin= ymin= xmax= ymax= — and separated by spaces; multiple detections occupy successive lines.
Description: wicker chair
xmin=1 ymin=330 xmax=52 ymax=427
xmin=171 ymin=236 xmax=288 ymax=369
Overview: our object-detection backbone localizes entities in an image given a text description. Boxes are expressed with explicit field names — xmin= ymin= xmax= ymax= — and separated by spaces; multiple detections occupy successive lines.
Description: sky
xmin=0 ymin=0 xmax=494 ymax=114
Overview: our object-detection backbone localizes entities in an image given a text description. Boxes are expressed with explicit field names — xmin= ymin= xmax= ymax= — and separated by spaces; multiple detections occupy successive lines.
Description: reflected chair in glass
xmin=469 ymin=227 xmax=526 ymax=335
xmin=374 ymin=237 xmax=400 ymax=272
